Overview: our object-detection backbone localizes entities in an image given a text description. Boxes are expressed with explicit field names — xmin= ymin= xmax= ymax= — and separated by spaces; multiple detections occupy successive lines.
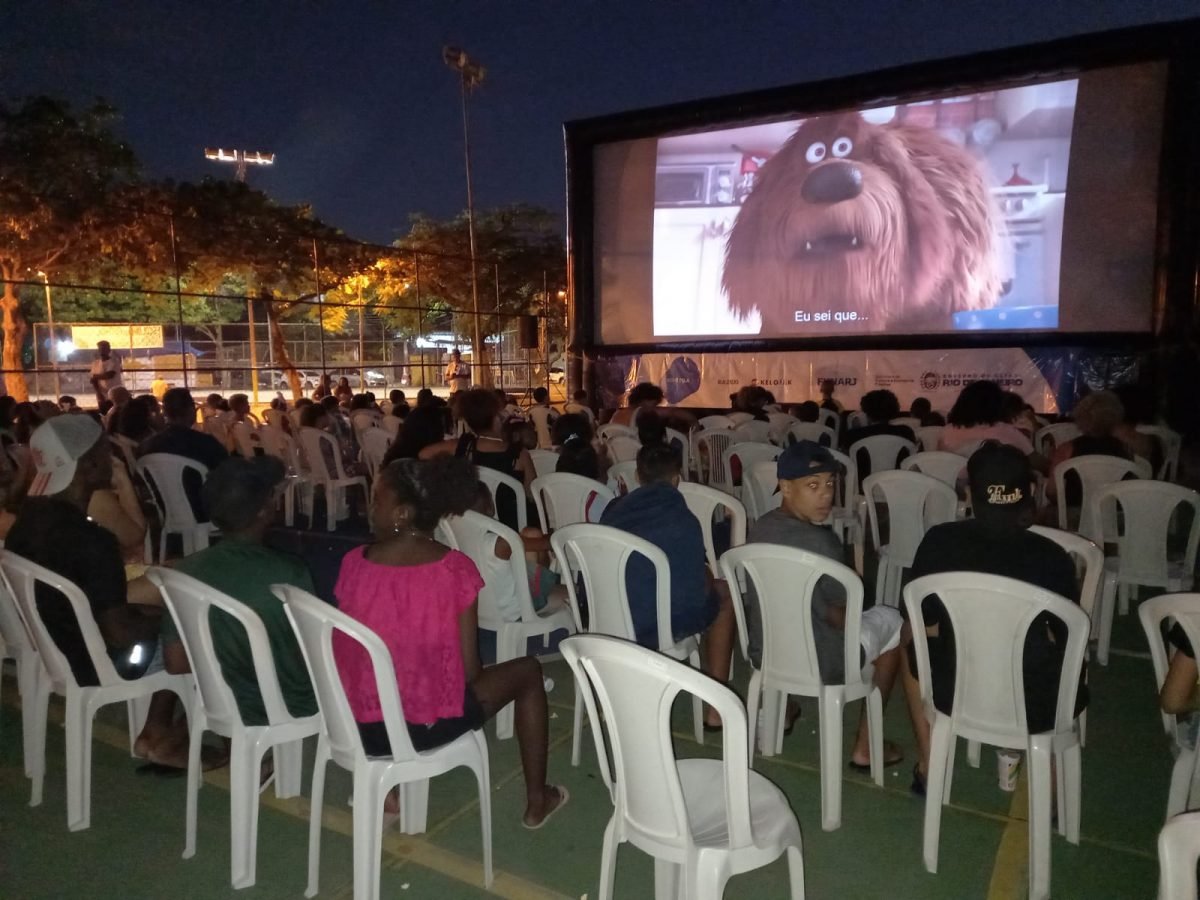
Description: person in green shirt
xmin=162 ymin=455 xmax=320 ymax=726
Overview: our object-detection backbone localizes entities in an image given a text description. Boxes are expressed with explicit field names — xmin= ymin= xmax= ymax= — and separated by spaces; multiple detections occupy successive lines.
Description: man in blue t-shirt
xmin=600 ymin=443 xmax=734 ymax=728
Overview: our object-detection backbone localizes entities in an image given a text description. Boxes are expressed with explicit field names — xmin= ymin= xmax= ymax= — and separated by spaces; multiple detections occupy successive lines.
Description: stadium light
xmin=203 ymin=147 xmax=275 ymax=182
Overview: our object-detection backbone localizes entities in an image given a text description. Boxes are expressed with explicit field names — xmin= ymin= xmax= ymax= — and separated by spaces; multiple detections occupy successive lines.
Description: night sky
xmin=5 ymin=0 xmax=1195 ymax=244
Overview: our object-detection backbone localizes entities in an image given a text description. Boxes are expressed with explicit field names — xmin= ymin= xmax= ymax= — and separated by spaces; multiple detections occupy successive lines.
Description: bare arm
xmin=1162 ymin=650 xmax=1199 ymax=716
xmin=418 ymin=439 xmax=457 ymax=461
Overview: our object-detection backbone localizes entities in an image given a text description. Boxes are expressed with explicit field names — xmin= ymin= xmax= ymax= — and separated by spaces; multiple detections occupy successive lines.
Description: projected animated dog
xmin=723 ymin=112 xmax=1003 ymax=333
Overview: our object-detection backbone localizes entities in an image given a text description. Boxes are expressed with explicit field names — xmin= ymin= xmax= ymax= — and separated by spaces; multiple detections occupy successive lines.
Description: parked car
xmin=548 ymin=366 xmax=566 ymax=384
xmin=262 ymin=369 xmax=319 ymax=390
xmin=329 ymin=368 xmax=388 ymax=389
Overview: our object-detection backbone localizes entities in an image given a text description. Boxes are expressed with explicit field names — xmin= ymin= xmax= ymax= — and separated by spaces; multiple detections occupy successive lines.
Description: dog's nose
xmin=801 ymin=161 xmax=863 ymax=204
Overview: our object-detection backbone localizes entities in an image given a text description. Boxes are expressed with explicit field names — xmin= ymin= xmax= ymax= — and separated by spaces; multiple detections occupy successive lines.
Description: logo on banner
xmin=918 ymin=371 xmax=1024 ymax=389
xmin=921 ymin=371 xmax=941 ymax=390
xmin=815 ymin=376 xmax=858 ymax=386
xmin=664 ymin=357 xmax=701 ymax=404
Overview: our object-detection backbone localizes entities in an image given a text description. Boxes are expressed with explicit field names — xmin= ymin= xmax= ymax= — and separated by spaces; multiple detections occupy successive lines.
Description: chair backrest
xmin=846 ymin=410 xmax=868 ymax=430
xmin=696 ymin=429 xmax=736 ymax=491
xmin=766 ymin=413 xmax=796 ymax=446
xmin=817 ymin=408 xmax=840 ymax=438
xmin=1159 ymin=811 xmax=1200 ymax=900
xmin=606 ymin=460 xmax=640 ymax=496
xmin=663 ymin=427 xmax=692 ymax=478
xmin=1138 ymin=593 xmax=1200 ymax=739
xmin=1028 ymin=526 xmax=1105 ymax=622
xmin=785 ymin=422 xmax=836 ymax=448
xmin=863 ymin=470 xmax=957 ymax=564
xmin=0 ymin=550 xmax=121 ymax=689
xmin=732 ymin=420 xmax=772 ymax=445
xmin=915 ymin=425 xmax=944 ymax=452
xmin=697 ymin=415 xmax=735 ymax=431
xmin=148 ymin=567 xmax=297 ymax=735
xmin=528 ymin=448 xmax=560 ymax=479
xmin=891 ymin=416 xmax=922 ymax=433
xmin=203 ymin=412 xmax=232 ymax=448
xmin=560 ymin=634 xmax=754 ymax=853
xmin=1092 ymin=481 xmax=1200 ymax=586
xmin=1035 ymin=422 xmax=1082 ymax=457
xmin=827 ymin=448 xmax=859 ymax=518
xmin=726 ymin=412 xmax=754 ymax=426
xmin=433 ymin=517 xmax=459 ymax=549
xmin=848 ymin=434 xmax=917 ymax=481
xmin=1054 ymin=454 xmax=1149 ymax=535
xmin=606 ymin=434 xmax=642 ymax=464
xmin=231 ymin=420 xmax=262 ymax=459
xmin=598 ymin=423 xmax=638 ymax=444
xmin=742 ymin=460 xmax=781 ymax=521
xmin=0 ymin=563 xmax=35 ymax=664
xmin=476 ymin=466 xmax=528 ymax=531
xmin=722 ymin=442 xmax=781 ymax=494
xmin=550 ymin=523 xmax=672 ymax=650
xmin=359 ymin=427 xmax=392 ymax=480
xmin=298 ymin=426 xmax=352 ymax=484
xmin=678 ymin=482 xmax=747 ymax=576
xmin=258 ymin=422 xmax=288 ymax=460
xmin=445 ymin=510 xmax=540 ymax=627
xmin=530 ymin=472 xmax=615 ymax=532
xmin=900 ymin=451 xmax=967 ymax=489
xmin=137 ymin=453 xmax=210 ymax=528
xmin=903 ymin=573 xmax=1089 ymax=738
xmin=275 ymin=583 xmax=422 ymax=768
xmin=1137 ymin=424 xmax=1182 ymax=481
xmin=720 ymin=543 xmax=868 ymax=690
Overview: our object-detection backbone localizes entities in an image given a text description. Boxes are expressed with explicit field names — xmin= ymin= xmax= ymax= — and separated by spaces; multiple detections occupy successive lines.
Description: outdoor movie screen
xmin=590 ymin=63 xmax=1166 ymax=344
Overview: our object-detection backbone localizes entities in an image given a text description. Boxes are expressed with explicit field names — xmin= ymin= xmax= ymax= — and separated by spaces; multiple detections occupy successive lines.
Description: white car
xmin=548 ymin=366 xmax=566 ymax=384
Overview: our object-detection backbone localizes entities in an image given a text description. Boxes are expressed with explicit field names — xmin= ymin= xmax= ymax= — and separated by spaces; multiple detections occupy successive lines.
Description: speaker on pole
xmin=517 ymin=315 xmax=539 ymax=349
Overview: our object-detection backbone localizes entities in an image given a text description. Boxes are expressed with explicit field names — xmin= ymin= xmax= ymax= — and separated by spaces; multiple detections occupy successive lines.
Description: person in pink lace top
xmin=333 ymin=455 xmax=568 ymax=829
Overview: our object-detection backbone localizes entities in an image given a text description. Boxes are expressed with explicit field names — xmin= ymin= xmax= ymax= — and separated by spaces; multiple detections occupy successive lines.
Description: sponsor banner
xmin=594 ymin=347 xmax=1064 ymax=412
xmin=71 ymin=324 xmax=164 ymax=351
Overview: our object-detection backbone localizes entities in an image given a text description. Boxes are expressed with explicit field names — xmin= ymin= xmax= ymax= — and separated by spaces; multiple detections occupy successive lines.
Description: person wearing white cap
xmin=5 ymin=414 xmax=186 ymax=765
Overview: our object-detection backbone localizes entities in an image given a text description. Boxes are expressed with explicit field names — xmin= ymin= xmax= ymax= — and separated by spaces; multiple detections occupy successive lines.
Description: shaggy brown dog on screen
xmin=723 ymin=112 xmax=1004 ymax=333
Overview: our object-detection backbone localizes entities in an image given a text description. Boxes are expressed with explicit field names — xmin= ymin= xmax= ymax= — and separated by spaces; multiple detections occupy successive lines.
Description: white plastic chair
xmin=698 ymin=414 xmax=735 ymax=431
xmin=530 ymin=472 xmax=614 ymax=532
xmin=726 ymin=412 xmax=755 ymax=426
xmin=298 ymin=427 xmax=369 ymax=532
xmin=890 ymin=417 xmax=922 ymax=433
xmin=741 ymin=460 xmax=781 ymax=522
xmin=846 ymin=411 xmax=868 ymax=430
xmin=696 ymin=429 xmax=736 ymax=492
xmin=598 ymin=423 xmax=638 ymax=444
xmin=722 ymin=442 xmax=780 ymax=500
xmin=0 ymin=551 xmax=193 ymax=831
xmin=1138 ymin=424 xmax=1183 ymax=482
xmin=901 ymin=451 xmax=967 ymax=490
xmin=550 ymin=523 xmax=705 ymax=766
xmin=1054 ymin=454 xmax=1149 ymax=538
xmin=915 ymin=425 xmax=945 ymax=452
xmin=261 ymin=426 xmax=314 ymax=527
xmin=0 ymin=567 xmax=44 ymax=778
xmin=445 ymin=511 xmax=576 ymax=739
xmin=606 ymin=460 xmax=639 ymax=497
xmin=1035 ymin=422 xmax=1082 ymax=457
xmin=847 ymin=434 xmax=917 ymax=480
xmin=1158 ymin=811 xmax=1200 ymax=900
xmin=825 ymin=448 xmax=863 ymax=556
xmin=203 ymin=412 xmax=233 ymax=451
xmin=561 ymin=634 xmax=805 ymax=900
xmin=528 ymin=448 xmax=559 ymax=479
xmin=1093 ymin=481 xmax=1200 ymax=618
xmin=720 ymin=543 xmax=884 ymax=831
xmin=1139 ymin=593 xmax=1200 ymax=820
xmin=678 ymin=482 xmax=747 ymax=577
xmin=147 ymin=567 xmax=319 ymax=888
xmin=732 ymin=420 xmax=772 ymax=445
xmin=475 ymin=465 xmax=529 ymax=532
xmin=665 ymin=427 xmax=693 ymax=481
xmin=232 ymin=420 xmax=264 ymax=459
xmin=817 ymin=408 xmax=841 ymax=443
xmin=276 ymin=584 xmax=493 ymax=899
xmin=785 ymin=422 xmax=837 ymax=448
xmin=606 ymin=434 xmax=642 ymax=464
xmin=862 ymin=470 xmax=957 ymax=608
xmin=767 ymin=413 xmax=796 ymax=446
xmin=136 ymin=453 xmax=215 ymax=563
xmin=904 ymin=573 xmax=1089 ymax=900
xmin=358 ymin=427 xmax=392 ymax=481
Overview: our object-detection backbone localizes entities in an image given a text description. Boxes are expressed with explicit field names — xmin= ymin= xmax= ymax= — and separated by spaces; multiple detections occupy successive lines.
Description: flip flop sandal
xmin=523 ymin=785 xmax=570 ymax=831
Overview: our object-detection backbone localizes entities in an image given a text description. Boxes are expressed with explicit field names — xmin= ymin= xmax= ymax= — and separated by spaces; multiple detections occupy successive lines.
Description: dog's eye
xmin=805 ymin=142 xmax=827 ymax=164
xmin=831 ymin=137 xmax=854 ymax=158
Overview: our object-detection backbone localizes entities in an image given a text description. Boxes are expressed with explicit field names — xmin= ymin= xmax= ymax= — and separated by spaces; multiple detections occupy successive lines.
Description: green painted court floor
xmin=0 ymin=612 xmax=1167 ymax=899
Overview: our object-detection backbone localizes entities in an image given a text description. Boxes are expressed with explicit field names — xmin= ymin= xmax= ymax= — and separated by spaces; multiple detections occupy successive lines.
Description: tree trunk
xmin=266 ymin=305 xmax=302 ymax=400
xmin=0 ymin=267 xmax=29 ymax=401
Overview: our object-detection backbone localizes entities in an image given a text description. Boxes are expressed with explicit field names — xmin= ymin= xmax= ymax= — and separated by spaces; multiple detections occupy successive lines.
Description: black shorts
xmin=358 ymin=684 xmax=486 ymax=755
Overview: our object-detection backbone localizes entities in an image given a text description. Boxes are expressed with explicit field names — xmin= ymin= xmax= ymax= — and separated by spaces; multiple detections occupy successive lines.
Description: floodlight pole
xmin=36 ymin=271 xmax=60 ymax=397
xmin=444 ymin=46 xmax=488 ymax=387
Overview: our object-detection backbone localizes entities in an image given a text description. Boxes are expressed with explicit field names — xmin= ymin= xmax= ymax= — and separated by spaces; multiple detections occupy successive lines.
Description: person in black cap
xmin=902 ymin=440 xmax=1084 ymax=795
xmin=746 ymin=440 xmax=906 ymax=769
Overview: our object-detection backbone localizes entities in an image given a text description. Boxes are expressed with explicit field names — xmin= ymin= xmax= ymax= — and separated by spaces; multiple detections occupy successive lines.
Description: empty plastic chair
xmin=1138 ymin=424 xmax=1183 ymax=482
xmin=1158 ymin=811 xmax=1200 ymax=900
xmin=904 ymin=573 xmax=1089 ymax=900
xmin=475 ymin=466 xmax=528 ymax=532
xmin=148 ymin=568 xmax=319 ymax=889
xmin=732 ymin=420 xmax=772 ymax=445
xmin=698 ymin=414 xmax=735 ymax=431
xmin=1054 ymin=454 xmax=1150 ymax=538
xmin=550 ymin=523 xmax=705 ymax=765
xmin=561 ymin=634 xmax=805 ymax=900
xmin=136 ymin=453 xmax=215 ymax=563
xmin=741 ymin=460 xmax=781 ymax=522
xmin=530 ymin=472 xmax=615 ymax=532
xmin=817 ymin=408 xmax=841 ymax=441
xmin=444 ymin=511 xmax=576 ymax=740
xmin=297 ymin=427 xmax=370 ymax=532
xmin=721 ymin=543 xmax=885 ymax=831
xmin=358 ymin=427 xmax=392 ymax=481
xmin=848 ymin=434 xmax=917 ymax=481
xmin=606 ymin=461 xmax=639 ymax=497
xmin=901 ymin=451 xmax=967 ymax=490
xmin=528 ymin=448 xmax=559 ymax=479
xmin=678 ymin=482 xmax=747 ymax=577
xmin=862 ymin=470 xmax=957 ymax=608
xmin=785 ymin=422 xmax=837 ymax=448
xmin=606 ymin=434 xmax=642 ymax=464
xmin=722 ymin=442 xmax=781 ymax=499
xmin=695 ymin=429 xmax=736 ymax=491
xmin=276 ymin=584 xmax=493 ymax=899
xmin=0 ymin=552 xmax=193 ymax=831
xmin=598 ymin=423 xmax=638 ymax=444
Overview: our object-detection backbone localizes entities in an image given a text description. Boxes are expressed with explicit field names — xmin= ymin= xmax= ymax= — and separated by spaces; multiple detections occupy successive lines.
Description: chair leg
xmin=1097 ymin=573 xmax=1116 ymax=666
xmin=1027 ymin=741 xmax=1054 ymax=900
xmin=64 ymin=692 xmax=95 ymax=832
xmin=326 ymin=487 xmax=336 ymax=532
xmin=966 ymin=739 xmax=981 ymax=768
xmin=745 ymin=674 xmax=762 ymax=759
xmin=1168 ymin=749 xmax=1195 ymax=819
xmin=654 ymin=857 xmax=682 ymax=900
xmin=127 ymin=696 xmax=150 ymax=756
xmin=229 ymin=739 xmax=266 ymax=889
xmin=1117 ymin=581 xmax=1130 ymax=616
xmin=18 ymin=653 xmax=40 ymax=778
xmin=817 ymin=692 xmax=844 ymax=831
xmin=1060 ymin=743 xmax=1081 ymax=844
xmin=689 ymin=649 xmax=703 ymax=746
xmin=472 ymin=731 xmax=494 ymax=888
xmin=183 ymin=715 xmax=204 ymax=859
xmin=923 ymin=716 xmax=954 ymax=873
xmin=27 ymin=674 xmax=50 ymax=807
xmin=399 ymin=779 xmax=430 ymax=834
xmin=786 ymin=844 xmax=806 ymax=900
xmin=351 ymin=772 xmax=384 ymax=900
xmin=598 ymin=816 xmax=621 ymax=900
xmin=866 ymin=686 xmax=884 ymax=787
xmin=274 ymin=739 xmax=304 ymax=799
xmin=305 ymin=737 xmax=330 ymax=898
xmin=571 ymin=680 xmax=585 ymax=767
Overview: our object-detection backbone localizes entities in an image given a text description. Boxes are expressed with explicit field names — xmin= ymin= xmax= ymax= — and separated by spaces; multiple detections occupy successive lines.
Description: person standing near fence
xmin=444 ymin=348 xmax=472 ymax=394
xmin=89 ymin=341 xmax=123 ymax=406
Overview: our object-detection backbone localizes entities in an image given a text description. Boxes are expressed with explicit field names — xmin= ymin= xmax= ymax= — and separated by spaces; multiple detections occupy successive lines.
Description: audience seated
xmin=598 ymin=443 xmax=735 ymax=728
xmin=421 ymin=388 xmax=535 ymax=489
xmin=5 ymin=415 xmax=182 ymax=764
xmin=901 ymin=442 xmax=1086 ymax=794
xmin=792 ymin=400 xmax=821 ymax=423
xmin=909 ymin=396 xmax=945 ymax=427
xmin=939 ymin=380 xmax=1040 ymax=466
xmin=608 ymin=382 xmax=697 ymax=431
xmin=114 ymin=394 xmax=160 ymax=444
xmin=159 ymin=456 xmax=318 ymax=733
xmin=733 ymin=385 xmax=772 ymax=421
xmin=746 ymin=441 xmax=905 ymax=766
xmin=563 ymin=389 xmax=596 ymax=426
xmin=381 ymin=404 xmax=445 ymax=465
xmin=1000 ymin=390 xmax=1039 ymax=438
xmin=528 ymin=387 xmax=559 ymax=449
xmin=1159 ymin=624 xmax=1200 ymax=749
xmin=139 ymin=388 xmax=229 ymax=520
xmin=553 ymin=414 xmax=610 ymax=500
xmin=333 ymin=456 xmax=567 ymax=827
xmin=1046 ymin=390 xmax=1132 ymax=503
xmin=469 ymin=484 xmax=567 ymax=619
xmin=842 ymin=389 xmax=913 ymax=451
